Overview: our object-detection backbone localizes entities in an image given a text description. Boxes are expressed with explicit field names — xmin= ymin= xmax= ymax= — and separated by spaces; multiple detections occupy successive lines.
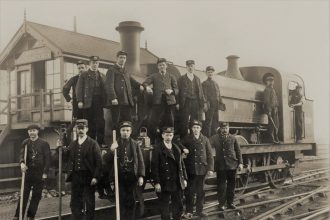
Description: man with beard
xmin=209 ymin=122 xmax=243 ymax=211
xmin=76 ymin=56 xmax=106 ymax=145
xmin=13 ymin=124 xmax=51 ymax=220
xmin=151 ymin=127 xmax=187 ymax=220
xmin=63 ymin=119 xmax=102 ymax=220
xmin=109 ymin=121 xmax=145 ymax=220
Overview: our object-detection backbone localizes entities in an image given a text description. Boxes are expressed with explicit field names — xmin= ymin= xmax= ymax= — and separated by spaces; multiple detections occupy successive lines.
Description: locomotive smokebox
xmin=225 ymin=55 xmax=244 ymax=80
xmin=116 ymin=21 xmax=144 ymax=75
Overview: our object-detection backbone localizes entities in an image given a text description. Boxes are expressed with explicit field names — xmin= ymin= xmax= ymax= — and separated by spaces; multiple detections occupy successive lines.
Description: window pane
xmin=65 ymin=62 xmax=73 ymax=74
xmin=53 ymin=74 xmax=61 ymax=89
xmin=53 ymin=93 xmax=61 ymax=105
xmin=65 ymin=73 xmax=73 ymax=82
xmin=26 ymin=71 xmax=31 ymax=93
xmin=46 ymin=75 xmax=53 ymax=90
xmin=54 ymin=58 xmax=60 ymax=73
xmin=46 ymin=60 xmax=53 ymax=75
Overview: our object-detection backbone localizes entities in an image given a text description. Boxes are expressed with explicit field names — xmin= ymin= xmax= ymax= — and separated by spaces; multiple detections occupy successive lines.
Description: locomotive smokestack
xmin=116 ymin=21 xmax=144 ymax=75
xmin=225 ymin=55 xmax=244 ymax=80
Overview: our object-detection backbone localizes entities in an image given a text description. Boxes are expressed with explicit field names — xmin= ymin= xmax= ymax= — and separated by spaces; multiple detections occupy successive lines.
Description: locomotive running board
xmin=239 ymin=143 xmax=315 ymax=154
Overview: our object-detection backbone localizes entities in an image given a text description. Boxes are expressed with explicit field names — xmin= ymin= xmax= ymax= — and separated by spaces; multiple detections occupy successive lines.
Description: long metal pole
xmin=58 ymin=144 xmax=62 ymax=220
xmin=19 ymin=144 xmax=27 ymax=220
xmin=113 ymin=130 xmax=120 ymax=220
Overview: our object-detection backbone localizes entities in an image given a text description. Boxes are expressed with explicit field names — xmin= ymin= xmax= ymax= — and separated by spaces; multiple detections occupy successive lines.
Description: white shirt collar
xmin=163 ymin=141 xmax=172 ymax=149
xmin=78 ymin=135 xmax=88 ymax=145
xmin=187 ymin=72 xmax=194 ymax=81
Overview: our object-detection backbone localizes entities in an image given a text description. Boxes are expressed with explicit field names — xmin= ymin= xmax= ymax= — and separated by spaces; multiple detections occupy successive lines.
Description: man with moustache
xmin=105 ymin=51 xmax=142 ymax=130
xmin=151 ymin=127 xmax=187 ymax=220
xmin=202 ymin=66 xmax=225 ymax=137
xmin=76 ymin=56 xmax=106 ymax=145
xmin=178 ymin=60 xmax=206 ymax=138
xmin=209 ymin=122 xmax=243 ymax=211
xmin=181 ymin=120 xmax=214 ymax=219
xmin=141 ymin=58 xmax=179 ymax=141
xmin=13 ymin=124 xmax=51 ymax=220
xmin=109 ymin=121 xmax=145 ymax=220
xmin=63 ymin=119 xmax=102 ymax=220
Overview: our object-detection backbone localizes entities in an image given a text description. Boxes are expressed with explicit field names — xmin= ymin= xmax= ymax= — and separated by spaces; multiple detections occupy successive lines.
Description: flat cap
xmin=162 ymin=127 xmax=174 ymax=133
xmin=89 ymin=56 xmax=100 ymax=61
xmin=191 ymin=120 xmax=202 ymax=127
xmin=77 ymin=60 xmax=86 ymax=65
xmin=186 ymin=60 xmax=195 ymax=66
xmin=206 ymin=66 xmax=215 ymax=72
xmin=27 ymin=124 xmax=40 ymax=130
xmin=262 ymin=72 xmax=275 ymax=84
xmin=219 ymin=122 xmax=229 ymax=127
xmin=119 ymin=121 xmax=132 ymax=129
xmin=76 ymin=119 xmax=88 ymax=127
xmin=157 ymin=58 xmax=167 ymax=64
xmin=117 ymin=50 xmax=128 ymax=57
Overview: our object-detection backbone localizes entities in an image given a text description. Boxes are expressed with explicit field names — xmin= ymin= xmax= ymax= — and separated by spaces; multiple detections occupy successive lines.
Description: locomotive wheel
xmin=235 ymin=158 xmax=251 ymax=195
xmin=267 ymin=155 xmax=289 ymax=188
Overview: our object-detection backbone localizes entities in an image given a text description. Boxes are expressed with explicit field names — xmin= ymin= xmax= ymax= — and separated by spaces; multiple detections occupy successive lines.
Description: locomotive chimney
xmin=225 ymin=55 xmax=244 ymax=80
xmin=116 ymin=21 xmax=144 ymax=75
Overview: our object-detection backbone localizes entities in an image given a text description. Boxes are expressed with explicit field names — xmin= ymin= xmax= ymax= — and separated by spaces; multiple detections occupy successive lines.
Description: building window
xmin=10 ymin=70 xmax=17 ymax=110
xmin=64 ymin=62 xmax=79 ymax=82
xmin=46 ymin=58 xmax=61 ymax=105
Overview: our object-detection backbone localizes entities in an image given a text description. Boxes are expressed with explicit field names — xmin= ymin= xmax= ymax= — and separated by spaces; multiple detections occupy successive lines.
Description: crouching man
xmin=151 ymin=127 xmax=187 ymax=220
xmin=109 ymin=121 xmax=145 ymax=220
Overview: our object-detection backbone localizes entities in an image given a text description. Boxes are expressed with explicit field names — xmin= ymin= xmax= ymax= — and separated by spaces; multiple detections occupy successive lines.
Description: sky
xmin=0 ymin=0 xmax=329 ymax=144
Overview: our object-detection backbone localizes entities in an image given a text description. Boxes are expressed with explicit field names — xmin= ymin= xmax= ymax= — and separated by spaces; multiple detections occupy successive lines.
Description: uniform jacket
xmin=142 ymin=72 xmax=179 ymax=105
xmin=62 ymin=74 xmax=80 ymax=103
xmin=181 ymin=134 xmax=214 ymax=175
xmin=107 ymin=138 xmax=145 ymax=178
xmin=75 ymin=69 xmax=106 ymax=109
xmin=202 ymin=78 xmax=224 ymax=108
xmin=20 ymin=138 xmax=51 ymax=174
xmin=151 ymin=142 xmax=187 ymax=191
xmin=63 ymin=136 xmax=102 ymax=182
xmin=178 ymin=74 xmax=206 ymax=110
xmin=209 ymin=134 xmax=243 ymax=171
xmin=105 ymin=64 xmax=140 ymax=107
xmin=263 ymin=85 xmax=279 ymax=113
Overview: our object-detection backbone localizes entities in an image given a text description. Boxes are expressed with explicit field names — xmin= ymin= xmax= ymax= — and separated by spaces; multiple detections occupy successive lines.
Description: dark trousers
xmin=148 ymin=96 xmax=175 ymax=140
xmin=83 ymin=95 xmax=105 ymax=145
xmin=72 ymin=99 xmax=83 ymax=119
xmin=267 ymin=107 xmax=279 ymax=143
xmin=157 ymin=190 xmax=183 ymax=220
xmin=96 ymin=170 xmax=111 ymax=197
xmin=204 ymin=103 xmax=219 ymax=137
xmin=119 ymin=172 xmax=137 ymax=220
xmin=180 ymin=98 xmax=200 ymax=138
xmin=111 ymin=105 xmax=133 ymax=130
xmin=216 ymin=170 xmax=236 ymax=206
xmin=294 ymin=108 xmax=303 ymax=140
xmin=70 ymin=171 xmax=96 ymax=220
xmin=15 ymin=170 xmax=44 ymax=218
xmin=185 ymin=174 xmax=206 ymax=214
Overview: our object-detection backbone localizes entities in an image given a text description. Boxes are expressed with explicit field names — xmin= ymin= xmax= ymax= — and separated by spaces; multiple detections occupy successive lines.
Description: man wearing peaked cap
xmin=13 ymin=124 xmax=51 ymax=220
xmin=108 ymin=120 xmax=145 ymax=220
xmin=76 ymin=55 xmax=106 ymax=145
xmin=157 ymin=58 xmax=167 ymax=64
xmin=178 ymin=60 xmax=207 ymax=138
xmin=105 ymin=50 xmax=142 ymax=131
xmin=181 ymin=120 xmax=214 ymax=218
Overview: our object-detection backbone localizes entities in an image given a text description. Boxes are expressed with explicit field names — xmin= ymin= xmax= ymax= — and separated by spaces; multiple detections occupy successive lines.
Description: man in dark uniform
xmin=181 ymin=120 xmax=214 ymax=219
xmin=63 ymin=119 xmax=102 ymax=220
xmin=178 ymin=60 xmax=206 ymax=138
xmin=76 ymin=55 xmax=106 ymax=145
xmin=13 ymin=124 xmax=51 ymax=220
xmin=141 ymin=58 xmax=179 ymax=141
xmin=151 ymin=127 xmax=188 ymax=220
xmin=202 ymin=66 xmax=226 ymax=137
xmin=209 ymin=122 xmax=243 ymax=211
xmin=105 ymin=51 xmax=142 ymax=130
xmin=62 ymin=60 xmax=86 ymax=120
xmin=289 ymin=84 xmax=305 ymax=143
xmin=109 ymin=121 xmax=145 ymax=220
xmin=263 ymin=72 xmax=280 ymax=144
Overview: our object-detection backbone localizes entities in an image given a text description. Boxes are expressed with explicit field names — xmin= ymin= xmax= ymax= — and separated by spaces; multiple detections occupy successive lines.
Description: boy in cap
xmin=202 ymin=66 xmax=226 ymax=137
xmin=181 ymin=120 xmax=214 ymax=218
xmin=13 ymin=124 xmax=51 ymax=220
xmin=178 ymin=60 xmax=207 ymax=138
xmin=209 ymin=122 xmax=243 ymax=211
xmin=289 ymin=84 xmax=305 ymax=142
xmin=262 ymin=72 xmax=280 ymax=144
xmin=141 ymin=58 xmax=179 ymax=141
xmin=63 ymin=119 xmax=102 ymax=220
xmin=151 ymin=127 xmax=187 ymax=220
xmin=105 ymin=51 xmax=143 ymax=131
xmin=76 ymin=56 xmax=106 ymax=145
xmin=108 ymin=121 xmax=145 ymax=220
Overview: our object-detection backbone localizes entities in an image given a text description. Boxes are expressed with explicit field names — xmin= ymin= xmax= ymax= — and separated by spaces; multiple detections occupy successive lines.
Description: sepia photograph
xmin=0 ymin=0 xmax=329 ymax=219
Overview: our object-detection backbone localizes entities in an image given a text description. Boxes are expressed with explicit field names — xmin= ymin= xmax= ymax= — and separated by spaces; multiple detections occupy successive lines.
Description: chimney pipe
xmin=224 ymin=55 xmax=244 ymax=80
xmin=116 ymin=21 xmax=144 ymax=75
xmin=73 ymin=16 xmax=77 ymax=32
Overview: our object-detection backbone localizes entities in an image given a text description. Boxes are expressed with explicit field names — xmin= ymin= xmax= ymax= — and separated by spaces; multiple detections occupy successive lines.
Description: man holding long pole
xmin=13 ymin=124 xmax=51 ymax=220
